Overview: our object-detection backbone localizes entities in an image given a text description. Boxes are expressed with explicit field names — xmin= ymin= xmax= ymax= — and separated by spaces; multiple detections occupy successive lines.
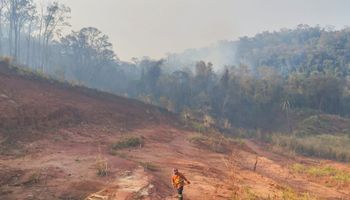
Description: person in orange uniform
xmin=172 ymin=168 xmax=190 ymax=200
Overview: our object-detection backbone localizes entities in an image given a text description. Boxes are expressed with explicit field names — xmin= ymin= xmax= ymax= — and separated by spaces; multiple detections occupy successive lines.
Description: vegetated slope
xmin=0 ymin=62 xmax=349 ymax=200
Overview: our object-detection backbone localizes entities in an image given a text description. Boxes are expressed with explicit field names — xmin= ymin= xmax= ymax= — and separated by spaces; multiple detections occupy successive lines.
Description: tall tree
xmin=0 ymin=0 xmax=8 ymax=54
xmin=7 ymin=0 xmax=35 ymax=60
xmin=60 ymin=27 xmax=117 ymax=83
xmin=42 ymin=1 xmax=70 ymax=70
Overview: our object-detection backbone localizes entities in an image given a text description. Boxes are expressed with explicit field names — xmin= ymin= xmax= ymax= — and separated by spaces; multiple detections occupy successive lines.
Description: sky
xmin=37 ymin=0 xmax=350 ymax=61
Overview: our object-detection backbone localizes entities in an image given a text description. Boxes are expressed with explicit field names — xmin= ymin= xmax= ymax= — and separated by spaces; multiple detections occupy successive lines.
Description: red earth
xmin=0 ymin=63 xmax=349 ymax=200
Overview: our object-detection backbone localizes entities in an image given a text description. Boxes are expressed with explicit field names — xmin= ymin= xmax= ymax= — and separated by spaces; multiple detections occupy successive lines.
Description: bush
xmin=189 ymin=121 xmax=206 ymax=133
xmin=95 ymin=156 xmax=108 ymax=176
xmin=111 ymin=136 xmax=144 ymax=150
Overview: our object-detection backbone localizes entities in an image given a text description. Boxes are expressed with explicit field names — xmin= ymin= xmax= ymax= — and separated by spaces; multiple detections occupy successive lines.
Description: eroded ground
xmin=1 ymin=124 xmax=350 ymax=200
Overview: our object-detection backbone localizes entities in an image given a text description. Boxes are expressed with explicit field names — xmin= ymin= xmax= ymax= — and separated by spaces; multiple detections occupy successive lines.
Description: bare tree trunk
xmin=8 ymin=6 xmax=13 ymax=57
xmin=14 ymin=22 xmax=18 ymax=59
xmin=31 ymin=34 xmax=36 ymax=67
xmin=37 ymin=3 xmax=43 ymax=70
xmin=26 ymin=24 xmax=32 ymax=65
xmin=0 ymin=8 xmax=3 ymax=55
xmin=253 ymin=156 xmax=258 ymax=171
xmin=17 ymin=26 xmax=21 ymax=61
xmin=44 ymin=35 xmax=50 ymax=72
xmin=286 ymin=109 xmax=292 ymax=132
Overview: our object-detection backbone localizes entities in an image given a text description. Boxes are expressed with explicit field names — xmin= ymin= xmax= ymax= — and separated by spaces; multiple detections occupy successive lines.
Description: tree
xmin=219 ymin=68 xmax=230 ymax=116
xmin=7 ymin=0 xmax=36 ymax=60
xmin=42 ymin=1 xmax=70 ymax=70
xmin=24 ymin=1 xmax=36 ymax=65
xmin=281 ymin=98 xmax=292 ymax=132
xmin=0 ymin=0 xmax=8 ymax=54
xmin=60 ymin=27 xmax=117 ymax=83
xmin=138 ymin=58 xmax=163 ymax=96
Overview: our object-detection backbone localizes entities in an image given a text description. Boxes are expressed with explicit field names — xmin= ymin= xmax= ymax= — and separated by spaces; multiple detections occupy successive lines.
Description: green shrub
xmin=112 ymin=136 xmax=144 ymax=150
xmin=189 ymin=121 xmax=206 ymax=133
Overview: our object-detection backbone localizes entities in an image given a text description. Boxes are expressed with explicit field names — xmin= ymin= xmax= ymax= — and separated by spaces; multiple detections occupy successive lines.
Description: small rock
xmin=0 ymin=94 xmax=9 ymax=99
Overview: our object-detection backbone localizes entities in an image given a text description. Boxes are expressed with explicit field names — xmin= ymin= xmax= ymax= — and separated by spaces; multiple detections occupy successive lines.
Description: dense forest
xmin=1 ymin=0 xmax=350 ymax=131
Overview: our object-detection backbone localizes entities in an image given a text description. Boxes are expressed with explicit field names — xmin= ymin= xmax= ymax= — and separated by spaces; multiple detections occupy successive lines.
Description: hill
xmin=0 ymin=62 xmax=349 ymax=200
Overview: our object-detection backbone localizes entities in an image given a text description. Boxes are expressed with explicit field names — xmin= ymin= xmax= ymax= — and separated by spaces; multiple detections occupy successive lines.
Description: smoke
xmin=163 ymin=40 xmax=238 ymax=73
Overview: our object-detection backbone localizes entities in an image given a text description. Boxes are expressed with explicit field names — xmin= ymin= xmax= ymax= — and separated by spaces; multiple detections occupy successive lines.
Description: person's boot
xmin=178 ymin=194 xmax=183 ymax=200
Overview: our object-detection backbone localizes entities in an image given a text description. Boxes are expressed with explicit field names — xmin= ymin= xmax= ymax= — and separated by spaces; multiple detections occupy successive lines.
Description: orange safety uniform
xmin=172 ymin=172 xmax=188 ymax=189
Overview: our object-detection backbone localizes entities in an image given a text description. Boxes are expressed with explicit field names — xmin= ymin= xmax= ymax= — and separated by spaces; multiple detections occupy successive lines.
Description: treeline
xmin=0 ymin=0 xmax=130 ymax=94
xmin=129 ymin=26 xmax=350 ymax=130
xmin=131 ymin=59 xmax=349 ymax=130
xmin=0 ymin=0 xmax=71 ymax=69
xmin=236 ymin=24 xmax=350 ymax=75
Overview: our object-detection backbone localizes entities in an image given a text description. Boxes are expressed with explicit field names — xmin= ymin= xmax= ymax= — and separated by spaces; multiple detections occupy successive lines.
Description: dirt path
xmin=86 ymin=166 xmax=153 ymax=200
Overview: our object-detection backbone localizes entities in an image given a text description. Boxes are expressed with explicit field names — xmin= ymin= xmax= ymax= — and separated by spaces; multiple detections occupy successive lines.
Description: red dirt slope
xmin=0 ymin=63 xmax=349 ymax=200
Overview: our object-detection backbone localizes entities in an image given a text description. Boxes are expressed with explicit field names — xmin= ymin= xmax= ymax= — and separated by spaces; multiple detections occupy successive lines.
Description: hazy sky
xmin=38 ymin=0 xmax=350 ymax=60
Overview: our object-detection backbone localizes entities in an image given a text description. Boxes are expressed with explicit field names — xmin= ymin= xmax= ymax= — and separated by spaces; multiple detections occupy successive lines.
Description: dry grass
xmin=95 ymin=157 xmax=108 ymax=177
xmin=290 ymin=163 xmax=350 ymax=186
xmin=281 ymin=188 xmax=317 ymax=200
xmin=95 ymin=147 xmax=109 ymax=177
xmin=187 ymin=133 xmax=231 ymax=153
xmin=26 ymin=171 xmax=41 ymax=185
xmin=271 ymin=134 xmax=350 ymax=162
xmin=139 ymin=162 xmax=159 ymax=172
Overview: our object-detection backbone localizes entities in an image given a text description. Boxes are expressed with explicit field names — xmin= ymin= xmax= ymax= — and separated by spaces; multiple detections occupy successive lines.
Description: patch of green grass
xmin=307 ymin=166 xmax=338 ymax=177
xmin=242 ymin=186 xmax=259 ymax=200
xmin=189 ymin=121 xmax=206 ymax=133
xmin=281 ymin=188 xmax=316 ymax=200
xmin=290 ymin=163 xmax=350 ymax=185
xmin=111 ymin=136 xmax=144 ymax=150
xmin=109 ymin=149 xmax=129 ymax=159
xmin=333 ymin=171 xmax=350 ymax=183
xmin=290 ymin=163 xmax=306 ymax=173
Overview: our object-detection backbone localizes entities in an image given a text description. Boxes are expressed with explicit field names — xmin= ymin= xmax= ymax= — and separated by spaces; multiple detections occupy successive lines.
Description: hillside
xmin=0 ymin=62 xmax=350 ymax=200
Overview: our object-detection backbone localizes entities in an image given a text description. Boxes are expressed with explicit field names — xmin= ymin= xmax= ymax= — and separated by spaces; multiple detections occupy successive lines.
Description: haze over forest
xmin=36 ymin=0 xmax=350 ymax=60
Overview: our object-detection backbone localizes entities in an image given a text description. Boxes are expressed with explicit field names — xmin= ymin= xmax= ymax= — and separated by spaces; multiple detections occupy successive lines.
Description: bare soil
xmin=0 ymin=64 xmax=349 ymax=200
